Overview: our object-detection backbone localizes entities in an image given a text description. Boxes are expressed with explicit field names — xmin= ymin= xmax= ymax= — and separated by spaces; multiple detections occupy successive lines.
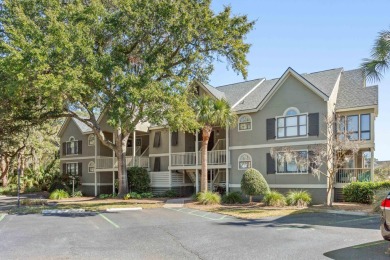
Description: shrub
xmin=72 ymin=190 xmax=83 ymax=198
xmin=140 ymin=192 xmax=153 ymax=198
xmin=196 ymin=191 xmax=221 ymax=205
xmin=21 ymin=198 xmax=47 ymax=206
xmin=49 ymin=189 xmax=70 ymax=200
xmin=127 ymin=167 xmax=151 ymax=193
xmin=343 ymin=181 xmax=390 ymax=204
xmin=286 ymin=190 xmax=312 ymax=207
xmin=373 ymin=189 xmax=389 ymax=212
xmin=222 ymin=192 xmax=243 ymax=204
xmin=263 ymin=191 xmax=287 ymax=207
xmin=241 ymin=168 xmax=270 ymax=203
xmin=99 ymin=194 xmax=111 ymax=199
xmin=163 ymin=190 xmax=178 ymax=198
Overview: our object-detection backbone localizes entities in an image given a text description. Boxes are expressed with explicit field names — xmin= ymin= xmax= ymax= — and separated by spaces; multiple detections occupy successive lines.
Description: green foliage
xmin=286 ymin=190 xmax=312 ymax=207
xmin=196 ymin=192 xmax=221 ymax=205
xmin=123 ymin=192 xmax=153 ymax=200
xmin=163 ymin=190 xmax=178 ymax=198
xmin=263 ymin=191 xmax=287 ymax=207
xmin=49 ymin=189 xmax=70 ymax=200
xmin=241 ymin=168 xmax=270 ymax=201
xmin=343 ymin=181 xmax=390 ymax=204
xmin=20 ymin=198 xmax=47 ymax=206
xmin=0 ymin=185 xmax=17 ymax=195
xmin=222 ymin=192 xmax=243 ymax=204
xmin=72 ymin=190 xmax=83 ymax=198
xmin=127 ymin=167 xmax=151 ymax=194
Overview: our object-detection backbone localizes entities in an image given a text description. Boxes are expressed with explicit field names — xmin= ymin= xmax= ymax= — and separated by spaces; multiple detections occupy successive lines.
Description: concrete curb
xmin=106 ymin=207 xmax=142 ymax=212
xmin=42 ymin=209 xmax=86 ymax=214
xmin=324 ymin=210 xmax=376 ymax=216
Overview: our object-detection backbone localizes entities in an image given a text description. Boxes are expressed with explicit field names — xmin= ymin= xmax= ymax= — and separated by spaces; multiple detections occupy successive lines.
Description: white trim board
xmin=61 ymin=156 xmax=95 ymax=161
xmin=149 ymin=153 xmax=169 ymax=157
xmin=232 ymin=79 xmax=265 ymax=108
xmin=229 ymin=140 xmax=327 ymax=150
xmin=229 ymin=184 xmax=327 ymax=188
xmin=83 ymin=183 xmax=113 ymax=186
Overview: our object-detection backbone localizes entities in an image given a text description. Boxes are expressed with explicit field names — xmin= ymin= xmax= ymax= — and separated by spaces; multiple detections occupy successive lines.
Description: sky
xmin=209 ymin=0 xmax=390 ymax=161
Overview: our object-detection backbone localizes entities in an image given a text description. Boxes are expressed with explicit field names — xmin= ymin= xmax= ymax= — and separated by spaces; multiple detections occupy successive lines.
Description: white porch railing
xmin=336 ymin=168 xmax=371 ymax=183
xmin=96 ymin=156 xmax=149 ymax=170
xmin=171 ymin=150 xmax=226 ymax=166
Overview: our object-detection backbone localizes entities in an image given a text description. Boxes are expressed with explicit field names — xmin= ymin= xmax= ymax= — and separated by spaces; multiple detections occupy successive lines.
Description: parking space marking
xmin=352 ymin=241 xmax=388 ymax=249
xmin=333 ymin=216 xmax=378 ymax=224
xmin=277 ymin=225 xmax=315 ymax=231
xmin=98 ymin=213 xmax=119 ymax=228
xmin=0 ymin=214 xmax=5 ymax=222
xmin=165 ymin=207 xmax=234 ymax=221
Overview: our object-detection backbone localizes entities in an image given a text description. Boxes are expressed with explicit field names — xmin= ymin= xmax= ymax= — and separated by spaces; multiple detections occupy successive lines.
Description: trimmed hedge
xmin=127 ymin=167 xmax=151 ymax=193
xmin=342 ymin=181 xmax=390 ymax=204
xmin=241 ymin=168 xmax=270 ymax=202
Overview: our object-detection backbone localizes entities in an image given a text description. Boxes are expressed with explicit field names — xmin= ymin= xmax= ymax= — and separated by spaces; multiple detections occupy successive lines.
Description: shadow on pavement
xmin=324 ymin=240 xmax=389 ymax=259
xmin=217 ymin=212 xmax=380 ymax=230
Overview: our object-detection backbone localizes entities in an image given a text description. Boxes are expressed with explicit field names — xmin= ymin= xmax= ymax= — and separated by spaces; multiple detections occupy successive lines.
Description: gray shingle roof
xmin=216 ymin=78 xmax=264 ymax=106
xmin=302 ymin=68 xmax=343 ymax=96
xmin=336 ymin=69 xmax=378 ymax=110
xmin=74 ymin=118 xmax=92 ymax=133
xmin=202 ymin=82 xmax=226 ymax=100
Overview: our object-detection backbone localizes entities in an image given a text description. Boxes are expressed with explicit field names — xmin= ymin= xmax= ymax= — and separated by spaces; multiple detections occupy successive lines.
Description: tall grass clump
xmin=49 ymin=189 xmax=70 ymax=200
xmin=286 ymin=190 xmax=312 ymax=207
xmin=222 ymin=192 xmax=243 ymax=204
xmin=263 ymin=191 xmax=286 ymax=207
xmin=196 ymin=191 xmax=221 ymax=205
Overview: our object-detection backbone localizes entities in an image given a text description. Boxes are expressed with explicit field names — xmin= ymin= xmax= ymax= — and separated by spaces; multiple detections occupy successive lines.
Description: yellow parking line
xmin=353 ymin=241 xmax=387 ymax=249
xmin=98 ymin=213 xmax=119 ymax=228
xmin=333 ymin=216 xmax=377 ymax=224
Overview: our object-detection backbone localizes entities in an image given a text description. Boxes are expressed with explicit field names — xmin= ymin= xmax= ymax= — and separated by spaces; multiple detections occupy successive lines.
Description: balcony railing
xmin=96 ymin=156 xmax=149 ymax=170
xmin=336 ymin=168 xmax=371 ymax=183
xmin=171 ymin=150 xmax=226 ymax=166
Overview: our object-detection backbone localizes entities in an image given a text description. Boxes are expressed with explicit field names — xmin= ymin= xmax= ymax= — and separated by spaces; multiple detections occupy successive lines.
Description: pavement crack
xmin=157 ymin=226 xmax=203 ymax=260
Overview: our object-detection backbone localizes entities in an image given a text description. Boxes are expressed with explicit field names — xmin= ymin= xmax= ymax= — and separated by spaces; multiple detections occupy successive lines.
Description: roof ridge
xmin=215 ymin=78 xmax=264 ymax=88
xmin=305 ymin=67 xmax=343 ymax=75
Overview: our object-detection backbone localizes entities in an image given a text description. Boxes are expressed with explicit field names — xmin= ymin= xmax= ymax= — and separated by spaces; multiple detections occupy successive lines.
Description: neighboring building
xmin=58 ymin=67 xmax=378 ymax=203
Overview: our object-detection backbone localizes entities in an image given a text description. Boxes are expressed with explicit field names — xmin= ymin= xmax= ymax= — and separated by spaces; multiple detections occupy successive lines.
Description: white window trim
xmin=66 ymin=136 xmax=78 ymax=156
xmin=283 ymin=107 xmax=300 ymax=116
xmin=88 ymin=161 xmax=95 ymax=173
xmin=88 ymin=134 xmax=95 ymax=146
xmin=238 ymin=153 xmax=252 ymax=170
xmin=275 ymin=149 xmax=309 ymax=175
xmin=65 ymin=162 xmax=79 ymax=175
xmin=275 ymin=111 xmax=309 ymax=140
xmin=238 ymin=114 xmax=252 ymax=132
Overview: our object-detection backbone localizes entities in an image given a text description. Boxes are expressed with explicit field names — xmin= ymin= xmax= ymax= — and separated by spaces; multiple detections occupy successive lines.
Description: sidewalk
xmin=163 ymin=198 xmax=192 ymax=208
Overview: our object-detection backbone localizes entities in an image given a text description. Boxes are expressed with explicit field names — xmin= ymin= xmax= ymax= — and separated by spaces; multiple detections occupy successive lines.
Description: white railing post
xmin=225 ymin=126 xmax=229 ymax=194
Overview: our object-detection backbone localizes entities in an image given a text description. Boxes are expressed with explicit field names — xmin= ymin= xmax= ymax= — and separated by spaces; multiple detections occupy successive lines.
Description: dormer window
xmin=62 ymin=136 xmax=81 ymax=155
xmin=88 ymin=134 xmax=95 ymax=146
xmin=238 ymin=114 xmax=252 ymax=131
xmin=277 ymin=108 xmax=307 ymax=138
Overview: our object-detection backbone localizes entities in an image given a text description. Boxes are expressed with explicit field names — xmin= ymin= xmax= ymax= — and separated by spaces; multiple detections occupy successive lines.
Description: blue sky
xmin=210 ymin=0 xmax=390 ymax=161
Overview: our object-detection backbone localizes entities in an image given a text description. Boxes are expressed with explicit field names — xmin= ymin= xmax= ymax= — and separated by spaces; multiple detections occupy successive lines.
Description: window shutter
xmin=153 ymin=132 xmax=161 ymax=148
xmin=78 ymin=140 xmax=82 ymax=154
xmin=266 ymin=153 xmax=275 ymax=174
xmin=153 ymin=157 xmax=161 ymax=172
xmin=308 ymin=113 xmax=319 ymax=136
xmin=63 ymin=163 xmax=67 ymax=174
xmin=266 ymin=118 xmax=276 ymax=140
xmin=78 ymin=162 xmax=82 ymax=176
xmin=171 ymin=131 xmax=178 ymax=146
xmin=62 ymin=142 xmax=67 ymax=156
xmin=66 ymin=143 xmax=71 ymax=155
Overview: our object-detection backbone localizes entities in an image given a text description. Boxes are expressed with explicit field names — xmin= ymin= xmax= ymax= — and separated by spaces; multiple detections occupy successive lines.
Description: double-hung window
xmin=277 ymin=108 xmax=307 ymax=138
xmin=338 ymin=114 xmax=370 ymax=141
xmin=276 ymin=151 xmax=308 ymax=173
xmin=360 ymin=114 xmax=371 ymax=140
xmin=66 ymin=137 xmax=79 ymax=155
xmin=66 ymin=163 xmax=78 ymax=176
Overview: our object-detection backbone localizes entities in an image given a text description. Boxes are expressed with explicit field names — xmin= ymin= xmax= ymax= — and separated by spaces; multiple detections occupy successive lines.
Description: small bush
xmin=286 ymin=190 xmax=312 ymax=207
xmin=343 ymin=181 xmax=390 ymax=204
xmin=222 ymin=192 xmax=243 ymax=204
xmin=241 ymin=168 xmax=270 ymax=202
xmin=21 ymin=198 xmax=47 ymax=206
xmin=72 ymin=190 xmax=83 ymax=198
xmin=140 ymin=192 xmax=153 ymax=198
xmin=196 ymin=191 xmax=221 ymax=205
xmin=263 ymin=191 xmax=287 ymax=207
xmin=123 ymin=193 xmax=131 ymax=200
xmin=99 ymin=194 xmax=112 ymax=199
xmin=49 ymin=189 xmax=70 ymax=200
xmin=127 ymin=167 xmax=151 ymax=193
xmin=164 ymin=190 xmax=178 ymax=198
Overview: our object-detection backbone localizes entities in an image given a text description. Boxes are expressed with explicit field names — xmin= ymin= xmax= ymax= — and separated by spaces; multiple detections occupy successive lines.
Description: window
xmin=277 ymin=108 xmax=307 ymax=138
xmin=238 ymin=114 xmax=252 ymax=131
xmin=360 ymin=114 xmax=370 ymax=140
xmin=66 ymin=163 xmax=78 ymax=176
xmin=127 ymin=138 xmax=142 ymax=147
xmin=88 ymin=134 xmax=95 ymax=146
xmin=88 ymin=161 xmax=95 ymax=173
xmin=66 ymin=137 xmax=79 ymax=155
xmin=276 ymin=151 xmax=308 ymax=173
xmin=238 ymin=153 xmax=252 ymax=170
xmin=347 ymin=115 xmax=359 ymax=140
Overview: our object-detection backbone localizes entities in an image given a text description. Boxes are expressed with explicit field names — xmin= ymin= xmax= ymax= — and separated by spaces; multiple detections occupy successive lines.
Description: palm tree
xmin=193 ymin=96 xmax=237 ymax=192
xmin=361 ymin=28 xmax=390 ymax=81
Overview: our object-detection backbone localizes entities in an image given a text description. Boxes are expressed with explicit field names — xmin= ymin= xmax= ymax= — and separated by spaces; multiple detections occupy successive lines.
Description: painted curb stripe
xmin=98 ymin=213 xmax=119 ymax=228
xmin=353 ymin=241 xmax=387 ymax=249
xmin=106 ymin=207 xmax=142 ymax=212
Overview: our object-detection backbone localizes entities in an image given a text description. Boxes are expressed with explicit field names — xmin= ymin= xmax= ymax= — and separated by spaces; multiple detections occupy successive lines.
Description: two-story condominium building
xmin=58 ymin=67 xmax=378 ymax=203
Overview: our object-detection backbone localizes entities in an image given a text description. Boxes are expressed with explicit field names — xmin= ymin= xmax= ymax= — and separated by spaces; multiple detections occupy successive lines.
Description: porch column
xmin=94 ymin=135 xmax=97 ymax=196
xmin=168 ymin=128 xmax=172 ymax=188
xmin=371 ymin=148 xmax=375 ymax=181
xmin=195 ymin=131 xmax=199 ymax=193
xmin=195 ymin=169 xmax=199 ymax=193
xmin=113 ymin=134 xmax=116 ymax=195
xmin=132 ymin=131 xmax=136 ymax=166
xmin=112 ymin=171 xmax=115 ymax=194
xmin=225 ymin=125 xmax=229 ymax=194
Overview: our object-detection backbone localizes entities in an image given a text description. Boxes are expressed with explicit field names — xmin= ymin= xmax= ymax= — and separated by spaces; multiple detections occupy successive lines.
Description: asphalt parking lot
xmin=0 ymin=207 xmax=386 ymax=259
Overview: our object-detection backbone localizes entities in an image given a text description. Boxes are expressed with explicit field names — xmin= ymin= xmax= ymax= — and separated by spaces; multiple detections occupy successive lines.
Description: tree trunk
xmin=114 ymin=129 xmax=130 ymax=197
xmin=249 ymin=195 xmax=252 ymax=203
xmin=0 ymin=155 xmax=9 ymax=187
xmin=201 ymin=126 xmax=212 ymax=192
xmin=326 ymin=173 xmax=334 ymax=206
